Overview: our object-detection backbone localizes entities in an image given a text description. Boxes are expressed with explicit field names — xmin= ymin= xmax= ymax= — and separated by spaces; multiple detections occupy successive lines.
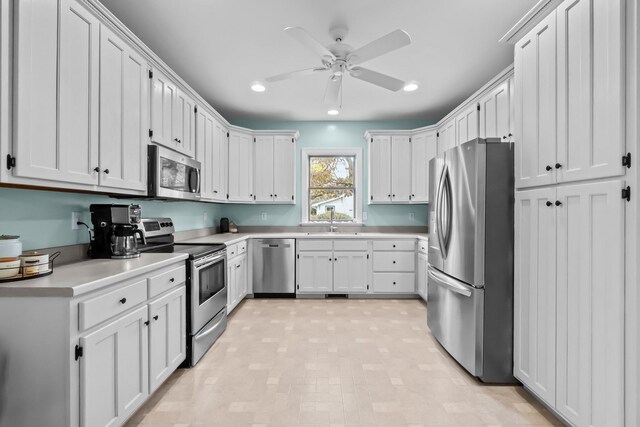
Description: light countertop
xmin=180 ymin=232 xmax=429 ymax=246
xmin=0 ymin=253 xmax=188 ymax=297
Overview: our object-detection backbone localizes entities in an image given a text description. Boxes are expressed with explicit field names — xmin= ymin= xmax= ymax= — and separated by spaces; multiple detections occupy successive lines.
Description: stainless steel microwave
xmin=148 ymin=145 xmax=201 ymax=200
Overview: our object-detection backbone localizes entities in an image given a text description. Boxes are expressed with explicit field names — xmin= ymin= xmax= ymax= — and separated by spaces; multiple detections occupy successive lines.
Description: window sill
xmin=299 ymin=222 xmax=364 ymax=227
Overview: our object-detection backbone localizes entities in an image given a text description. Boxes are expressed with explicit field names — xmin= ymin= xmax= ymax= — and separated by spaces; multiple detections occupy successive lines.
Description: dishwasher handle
xmin=262 ymin=243 xmax=292 ymax=248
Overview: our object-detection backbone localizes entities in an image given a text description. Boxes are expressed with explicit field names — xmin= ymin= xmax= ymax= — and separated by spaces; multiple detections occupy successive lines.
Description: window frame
xmin=301 ymin=148 xmax=363 ymax=225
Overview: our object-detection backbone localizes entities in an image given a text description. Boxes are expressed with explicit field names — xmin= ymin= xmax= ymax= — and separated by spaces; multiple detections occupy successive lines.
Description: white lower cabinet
xmin=297 ymin=251 xmax=334 ymax=293
xmin=333 ymin=252 xmax=369 ymax=293
xmin=515 ymin=180 xmax=625 ymax=426
xmin=227 ymin=252 xmax=248 ymax=314
xmin=81 ymin=306 xmax=149 ymax=427
xmin=417 ymin=252 xmax=428 ymax=301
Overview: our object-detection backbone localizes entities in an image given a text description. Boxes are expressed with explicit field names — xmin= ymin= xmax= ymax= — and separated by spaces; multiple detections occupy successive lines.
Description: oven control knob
xmin=169 ymin=222 xmax=173 ymax=227
xmin=161 ymin=222 xmax=167 ymax=227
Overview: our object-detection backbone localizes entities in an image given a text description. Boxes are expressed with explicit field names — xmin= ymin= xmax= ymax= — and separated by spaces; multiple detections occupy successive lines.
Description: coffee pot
xmin=89 ymin=204 xmax=146 ymax=259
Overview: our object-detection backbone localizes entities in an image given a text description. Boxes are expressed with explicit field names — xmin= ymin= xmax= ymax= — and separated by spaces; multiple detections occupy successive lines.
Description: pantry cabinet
xmin=410 ymin=130 xmax=437 ymax=202
xmin=228 ymin=131 xmax=254 ymax=202
xmin=98 ymin=24 xmax=148 ymax=193
xmin=254 ymin=134 xmax=296 ymax=203
xmin=13 ymin=0 xmax=100 ymax=186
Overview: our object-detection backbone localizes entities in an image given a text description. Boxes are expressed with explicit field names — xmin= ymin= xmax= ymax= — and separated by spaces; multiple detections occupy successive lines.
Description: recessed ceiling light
xmin=403 ymin=82 xmax=419 ymax=92
xmin=327 ymin=109 xmax=340 ymax=116
xmin=251 ymin=82 xmax=266 ymax=92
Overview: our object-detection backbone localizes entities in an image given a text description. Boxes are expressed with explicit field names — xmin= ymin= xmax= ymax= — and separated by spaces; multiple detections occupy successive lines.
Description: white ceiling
xmin=100 ymin=0 xmax=536 ymax=123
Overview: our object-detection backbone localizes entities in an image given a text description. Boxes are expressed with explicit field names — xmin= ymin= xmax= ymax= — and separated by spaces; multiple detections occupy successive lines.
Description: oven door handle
xmin=195 ymin=313 xmax=227 ymax=340
xmin=194 ymin=253 xmax=226 ymax=269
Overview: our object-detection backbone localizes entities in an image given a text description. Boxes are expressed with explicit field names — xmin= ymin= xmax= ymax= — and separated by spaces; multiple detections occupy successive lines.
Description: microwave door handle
xmin=195 ymin=168 xmax=201 ymax=193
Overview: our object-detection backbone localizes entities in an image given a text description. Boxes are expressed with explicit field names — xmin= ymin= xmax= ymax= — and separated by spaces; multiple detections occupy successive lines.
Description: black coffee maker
xmin=89 ymin=204 xmax=146 ymax=259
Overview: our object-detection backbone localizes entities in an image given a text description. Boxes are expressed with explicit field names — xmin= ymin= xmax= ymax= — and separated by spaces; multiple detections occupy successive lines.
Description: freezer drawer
xmin=427 ymin=266 xmax=484 ymax=377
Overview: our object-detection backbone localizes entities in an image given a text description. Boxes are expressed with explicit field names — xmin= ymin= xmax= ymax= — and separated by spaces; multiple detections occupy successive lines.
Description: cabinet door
xmin=236 ymin=255 xmax=248 ymax=301
xmin=391 ymin=136 xmax=412 ymax=202
xmin=368 ymin=135 xmax=392 ymax=203
xmin=455 ymin=104 xmax=479 ymax=145
xmin=514 ymin=188 xmax=557 ymax=407
xmin=479 ymin=81 xmax=511 ymax=141
xmin=555 ymin=180 xmax=624 ymax=426
xmin=151 ymin=69 xmax=176 ymax=149
xmin=174 ymin=89 xmax=196 ymax=157
xmin=227 ymin=261 xmax=237 ymax=312
xmin=333 ymin=252 xmax=368 ymax=293
xmin=149 ymin=286 xmax=186 ymax=393
xmin=417 ymin=253 xmax=428 ymax=301
xmin=254 ymin=135 xmax=274 ymax=202
xmin=514 ymin=13 xmax=557 ymax=189
xmin=80 ymin=306 xmax=149 ymax=427
xmin=196 ymin=109 xmax=214 ymax=199
xmin=211 ymin=122 xmax=228 ymax=202
xmin=273 ymin=135 xmax=296 ymax=203
xmin=99 ymin=25 xmax=148 ymax=192
xmin=411 ymin=131 xmax=437 ymax=203
xmin=556 ymin=0 xmax=625 ymax=184
xmin=228 ymin=132 xmax=254 ymax=202
xmin=14 ymin=0 xmax=100 ymax=185
xmin=297 ymin=252 xmax=333 ymax=292
xmin=437 ymin=119 xmax=456 ymax=154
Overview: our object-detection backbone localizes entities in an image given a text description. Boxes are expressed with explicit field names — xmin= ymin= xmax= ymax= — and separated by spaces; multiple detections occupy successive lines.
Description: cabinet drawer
xmin=237 ymin=240 xmax=247 ymax=255
xmin=297 ymin=239 xmax=333 ymax=251
xmin=333 ymin=240 xmax=368 ymax=251
xmin=418 ymin=239 xmax=428 ymax=254
xmin=227 ymin=243 xmax=239 ymax=258
xmin=148 ymin=265 xmax=186 ymax=298
xmin=373 ymin=252 xmax=415 ymax=272
xmin=79 ymin=279 xmax=147 ymax=331
xmin=373 ymin=240 xmax=415 ymax=251
xmin=373 ymin=273 xmax=415 ymax=293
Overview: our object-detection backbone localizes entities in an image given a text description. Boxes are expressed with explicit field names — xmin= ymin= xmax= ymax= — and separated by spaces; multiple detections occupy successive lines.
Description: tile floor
xmin=126 ymin=298 xmax=562 ymax=427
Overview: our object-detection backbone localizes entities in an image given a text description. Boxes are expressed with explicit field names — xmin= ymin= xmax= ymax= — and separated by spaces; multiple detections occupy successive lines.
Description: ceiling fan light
xmin=327 ymin=109 xmax=340 ymax=116
xmin=403 ymin=82 xmax=419 ymax=92
xmin=251 ymin=82 xmax=266 ymax=92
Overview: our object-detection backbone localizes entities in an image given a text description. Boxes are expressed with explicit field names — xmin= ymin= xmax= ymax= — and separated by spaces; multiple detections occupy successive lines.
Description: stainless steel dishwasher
xmin=251 ymin=239 xmax=296 ymax=296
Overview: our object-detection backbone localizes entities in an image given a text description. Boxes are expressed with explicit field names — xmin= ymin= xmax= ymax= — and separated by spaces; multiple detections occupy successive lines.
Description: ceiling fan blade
xmin=265 ymin=67 xmax=328 ymax=82
xmin=324 ymin=74 xmax=342 ymax=105
xmin=350 ymin=67 xmax=405 ymax=91
xmin=284 ymin=26 xmax=336 ymax=61
xmin=348 ymin=29 xmax=411 ymax=65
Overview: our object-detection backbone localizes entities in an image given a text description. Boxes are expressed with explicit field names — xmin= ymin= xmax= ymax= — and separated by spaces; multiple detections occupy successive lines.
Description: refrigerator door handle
xmin=442 ymin=168 xmax=453 ymax=255
xmin=428 ymin=266 xmax=471 ymax=297
xmin=436 ymin=167 xmax=447 ymax=259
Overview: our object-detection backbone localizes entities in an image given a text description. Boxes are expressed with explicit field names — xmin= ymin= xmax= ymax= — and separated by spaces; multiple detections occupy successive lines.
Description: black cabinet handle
xmin=104 ymin=169 xmax=110 ymax=174
xmin=153 ymin=315 xmax=159 ymax=321
xmin=214 ymin=190 xmax=218 ymax=193
xmin=270 ymin=194 xmax=273 ymax=197
xmin=546 ymin=165 xmax=553 ymax=171
xmin=334 ymin=258 xmax=337 ymax=261
xmin=388 ymin=194 xmax=391 ymax=198
xmin=236 ymin=264 xmax=241 ymax=268
xmin=508 ymin=133 xmax=513 ymax=137
xmin=169 ymin=278 xmax=175 ymax=282
xmin=329 ymin=257 xmax=332 ymax=261
xmin=393 ymin=261 xmax=396 ymax=264
xmin=555 ymin=200 xmax=562 ymax=206
xmin=119 ymin=298 xmax=126 ymax=304
xmin=555 ymin=163 xmax=562 ymax=169
xmin=393 ymin=245 xmax=396 ymax=248
xmin=392 ymin=194 xmax=396 ymax=197
xmin=274 ymin=194 xmax=277 ymax=197
xmin=503 ymin=135 xmax=507 ymax=140
xmin=546 ymin=201 xmax=553 ymax=207
xmin=144 ymin=320 xmax=150 ymax=326
xmin=93 ymin=167 xmax=100 ymax=172
xmin=393 ymin=282 xmax=396 ymax=285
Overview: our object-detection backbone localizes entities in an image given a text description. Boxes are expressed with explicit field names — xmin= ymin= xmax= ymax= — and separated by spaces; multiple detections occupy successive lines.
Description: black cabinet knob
xmin=153 ymin=315 xmax=159 ymax=321
xmin=546 ymin=201 xmax=553 ymax=207
xmin=388 ymin=194 xmax=391 ymax=198
xmin=144 ymin=320 xmax=150 ymax=326
xmin=104 ymin=169 xmax=110 ymax=174
xmin=274 ymin=194 xmax=277 ymax=197
xmin=93 ymin=167 xmax=100 ymax=172
xmin=169 ymin=278 xmax=175 ymax=282
xmin=503 ymin=136 xmax=507 ymax=140
xmin=119 ymin=298 xmax=126 ymax=304
xmin=334 ymin=258 xmax=337 ymax=261
xmin=508 ymin=133 xmax=513 ymax=137
xmin=392 ymin=194 xmax=396 ymax=197
xmin=393 ymin=282 xmax=396 ymax=285
xmin=393 ymin=245 xmax=396 ymax=248
xmin=555 ymin=163 xmax=562 ymax=169
xmin=555 ymin=200 xmax=562 ymax=206
xmin=393 ymin=261 xmax=396 ymax=264
xmin=546 ymin=165 xmax=553 ymax=171
xmin=270 ymin=194 xmax=273 ymax=197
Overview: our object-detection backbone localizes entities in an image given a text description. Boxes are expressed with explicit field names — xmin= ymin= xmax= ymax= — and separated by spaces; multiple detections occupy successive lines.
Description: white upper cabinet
xmin=391 ymin=136 xmax=412 ymax=202
xmin=556 ymin=0 xmax=625 ymax=184
xmin=437 ymin=118 xmax=456 ymax=155
xmin=174 ymin=90 xmax=196 ymax=157
xmin=196 ymin=108 xmax=215 ymax=199
xmin=273 ymin=135 xmax=296 ymax=204
xmin=254 ymin=135 xmax=274 ymax=202
xmin=150 ymin=69 xmax=177 ymax=151
xmin=14 ymin=0 xmax=100 ymax=186
xmin=368 ymin=135 xmax=392 ymax=203
xmin=98 ymin=25 xmax=148 ymax=193
xmin=228 ymin=131 xmax=254 ymax=202
xmin=411 ymin=130 xmax=437 ymax=203
xmin=479 ymin=80 xmax=512 ymax=142
xmin=455 ymin=103 xmax=479 ymax=145
xmin=212 ymin=121 xmax=229 ymax=202
xmin=555 ymin=179 xmax=624 ymax=426
xmin=514 ymin=12 xmax=557 ymax=189
xmin=514 ymin=187 xmax=557 ymax=407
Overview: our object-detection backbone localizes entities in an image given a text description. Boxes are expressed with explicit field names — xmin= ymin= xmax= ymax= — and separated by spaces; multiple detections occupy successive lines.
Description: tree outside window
xmin=308 ymin=156 xmax=356 ymax=222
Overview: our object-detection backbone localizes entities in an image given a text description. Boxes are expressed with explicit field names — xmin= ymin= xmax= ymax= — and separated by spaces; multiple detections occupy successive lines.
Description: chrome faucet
xmin=329 ymin=208 xmax=337 ymax=233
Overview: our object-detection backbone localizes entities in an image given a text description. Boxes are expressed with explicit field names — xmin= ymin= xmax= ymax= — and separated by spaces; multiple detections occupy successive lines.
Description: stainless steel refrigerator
xmin=427 ymin=137 xmax=515 ymax=383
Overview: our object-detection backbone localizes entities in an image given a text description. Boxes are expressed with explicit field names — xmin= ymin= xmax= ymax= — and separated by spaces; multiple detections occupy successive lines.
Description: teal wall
xmin=0 ymin=187 xmax=223 ymax=251
xmin=0 ymin=120 xmax=433 ymax=250
xmin=227 ymin=120 xmax=434 ymax=226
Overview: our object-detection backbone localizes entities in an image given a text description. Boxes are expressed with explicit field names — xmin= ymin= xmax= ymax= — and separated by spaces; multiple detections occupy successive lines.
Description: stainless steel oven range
xmin=137 ymin=218 xmax=227 ymax=366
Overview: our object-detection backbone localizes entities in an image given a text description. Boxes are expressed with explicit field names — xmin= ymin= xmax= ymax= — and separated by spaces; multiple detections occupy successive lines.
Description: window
xmin=301 ymin=148 xmax=363 ymax=224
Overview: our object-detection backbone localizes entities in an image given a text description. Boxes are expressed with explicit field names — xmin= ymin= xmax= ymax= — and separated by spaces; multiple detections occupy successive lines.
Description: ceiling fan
xmin=265 ymin=25 xmax=412 ymax=106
